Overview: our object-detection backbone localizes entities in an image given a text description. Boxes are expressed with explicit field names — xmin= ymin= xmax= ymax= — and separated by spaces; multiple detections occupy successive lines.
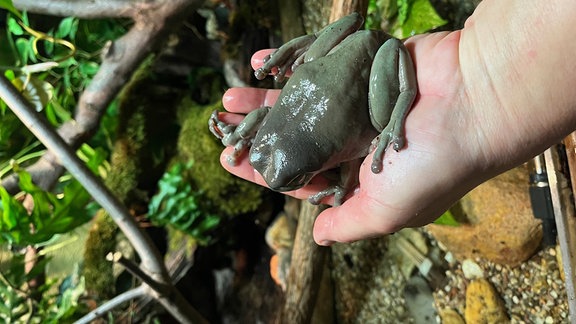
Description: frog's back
xmin=257 ymin=31 xmax=389 ymax=169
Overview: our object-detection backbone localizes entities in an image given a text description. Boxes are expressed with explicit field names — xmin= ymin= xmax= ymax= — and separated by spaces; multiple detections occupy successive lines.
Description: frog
xmin=209 ymin=12 xmax=417 ymax=206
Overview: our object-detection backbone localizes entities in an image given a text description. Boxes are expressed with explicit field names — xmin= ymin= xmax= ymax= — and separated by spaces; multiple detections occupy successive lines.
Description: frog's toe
xmin=308 ymin=186 xmax=346 ymax=206
xmin=371 ymin=153 xmax=384 ymax=174
xmin=392 ymin=135 xmax=405 ymax=152
xmin=209 ymin=110 xmax=233 ymax=140
xmin=370 ymin=133 xmax=392 ymax=173
xmin=254 ymin=67 xmax=269 ymax=80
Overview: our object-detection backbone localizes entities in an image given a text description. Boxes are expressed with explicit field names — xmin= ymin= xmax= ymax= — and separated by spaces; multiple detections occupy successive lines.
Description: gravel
xmin=434 ymin=246 xmax=569 ymax=323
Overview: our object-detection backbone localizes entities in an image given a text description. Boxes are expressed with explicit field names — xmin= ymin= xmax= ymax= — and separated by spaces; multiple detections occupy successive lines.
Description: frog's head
xmin=249 ymin=137 xmax=322 ymax=192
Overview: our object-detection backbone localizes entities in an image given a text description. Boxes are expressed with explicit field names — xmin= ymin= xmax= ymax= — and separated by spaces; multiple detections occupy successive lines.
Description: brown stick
xmin=278 ymin=203 xmax=329 ymax=324
xmin=13 ymin=0 xmax=139 ymax=18
xmin=563 ymin=133 xmax=576 ymax=195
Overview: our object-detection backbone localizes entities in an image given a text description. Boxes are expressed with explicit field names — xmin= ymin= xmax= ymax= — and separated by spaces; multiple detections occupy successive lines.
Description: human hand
xmin=219 ymin=31 xmax=485 ymax=245
xmin=219 ymin=0 xmax=576 ymax=245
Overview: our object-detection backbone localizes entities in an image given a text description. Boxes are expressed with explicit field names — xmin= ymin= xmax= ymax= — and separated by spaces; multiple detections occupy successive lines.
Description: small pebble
xmin=512 ymin=295 xmax=520 ymax=304
xmin=462 ymin=259 xmax=484 ymax=280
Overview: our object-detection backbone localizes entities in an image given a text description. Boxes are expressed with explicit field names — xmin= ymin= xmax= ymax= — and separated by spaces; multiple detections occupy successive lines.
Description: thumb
xmin=312 ymin=192 xmax=408 ymax=245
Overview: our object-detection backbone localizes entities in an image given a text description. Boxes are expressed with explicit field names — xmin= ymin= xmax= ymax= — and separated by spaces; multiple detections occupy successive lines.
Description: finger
xmin=220 ymin=146 xmax=332 ymax=201
xmin=222 ymin=88 xmax=280 ymax=114
xmin=312 ymin=191 xmax=408 ymax=246
xmin=251 ymin=49 xmax=276 ymax=70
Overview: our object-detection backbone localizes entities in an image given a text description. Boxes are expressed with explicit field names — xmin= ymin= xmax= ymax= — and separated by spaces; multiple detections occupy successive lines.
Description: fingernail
xmin=317 ymin=240 xmax=335 ymax=246
xmin=222 ymin=92 xmax=234 ymax=104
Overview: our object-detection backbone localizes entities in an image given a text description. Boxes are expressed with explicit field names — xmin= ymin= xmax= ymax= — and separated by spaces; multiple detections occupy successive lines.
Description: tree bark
xmin=278 ymin=203 xmax=329 ymax=324
xmin=330 ymin=0 xmax=369 ymax=23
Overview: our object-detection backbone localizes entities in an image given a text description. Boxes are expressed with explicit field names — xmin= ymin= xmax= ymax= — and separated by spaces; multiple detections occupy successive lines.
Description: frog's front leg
xmin=254 ymin=12 xmax=364 ymax=82
xmin=209 ymin=107 xmax=270 ymax=165
xmin=368 ymin=37 xmax=417 ymax=173
xmin=308 ymin=159 xmax=362 ymax=206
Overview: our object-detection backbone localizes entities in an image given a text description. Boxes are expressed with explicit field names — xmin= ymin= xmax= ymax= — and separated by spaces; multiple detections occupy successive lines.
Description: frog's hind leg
xmin=254 ymin=35 xmax=317 ymax=82
xmin=208 ymin=107 xmax=270 ymax=165
xmin=368 ymin=38 xmax=417 ymax=173
xmin=255 ymin=13 xmax=364 ymax=82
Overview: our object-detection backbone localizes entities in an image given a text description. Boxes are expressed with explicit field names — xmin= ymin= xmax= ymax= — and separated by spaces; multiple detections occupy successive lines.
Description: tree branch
xmin=278 ymin=203 xmax=329 ymax=324
xmin=13 ymin=0 xmax=144 ymax=19
xmin=2 ymin=0 xmax=201 ymax=194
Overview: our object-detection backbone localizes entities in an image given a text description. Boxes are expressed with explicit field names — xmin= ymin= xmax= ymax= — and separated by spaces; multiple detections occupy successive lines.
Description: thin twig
xmin=107 ymin=252 xmax=169 ymax=294
xmin=75 ymin=285 xmax=147 ymax=324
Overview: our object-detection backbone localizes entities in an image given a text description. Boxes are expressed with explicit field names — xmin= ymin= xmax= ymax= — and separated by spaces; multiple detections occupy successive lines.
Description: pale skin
xmin=218 ymin=1 xmax=576 ymax=245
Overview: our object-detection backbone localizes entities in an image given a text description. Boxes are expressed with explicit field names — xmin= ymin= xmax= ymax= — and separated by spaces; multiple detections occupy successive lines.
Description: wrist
xmin=459 ymin=0 xmax=576 ymax=173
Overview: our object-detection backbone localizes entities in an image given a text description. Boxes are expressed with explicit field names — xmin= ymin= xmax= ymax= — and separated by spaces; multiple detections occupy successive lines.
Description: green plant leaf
xmin=0 ymin=185 xmax=29 ymax=244
xmin=397 ymin=0 xmax=411 ymax=25
xmin=0 ymin=171 xmax=93 ymax=245
xmin=55 ymin=17 xmax=77 ymax=40
xmin=14 ymin=37 xmax=31 ymax=64
xmin=434 ymin=210 xmax=459 ymax=226
xmin=0 ymin=0 xmax=22 ymax=18
xmin=7 ymin=16 xmax=23 ymax=35
xmin=392 ymin=0 xmax=447 ymax=38
xmin=78 ymin=61 xmax=100 ymax=78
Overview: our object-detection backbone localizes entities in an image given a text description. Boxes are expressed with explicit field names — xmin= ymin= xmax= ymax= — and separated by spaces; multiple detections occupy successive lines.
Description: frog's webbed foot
xmin=208 ymin=108 xmax=270 ymax=165
xmin=370 ymin=122 xmax=406 ymax=173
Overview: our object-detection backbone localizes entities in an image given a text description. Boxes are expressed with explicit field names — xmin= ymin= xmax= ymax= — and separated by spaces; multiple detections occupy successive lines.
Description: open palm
xmin=217 ymin=31 xmax=489 ymax=244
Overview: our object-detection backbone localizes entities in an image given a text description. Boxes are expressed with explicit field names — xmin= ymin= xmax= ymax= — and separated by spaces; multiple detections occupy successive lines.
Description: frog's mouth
xmin=271 ymin=173 xmax=313 ymax=192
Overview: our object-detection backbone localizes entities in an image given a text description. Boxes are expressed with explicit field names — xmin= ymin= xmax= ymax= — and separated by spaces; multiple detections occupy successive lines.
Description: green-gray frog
xmin=209 ymin=13 xmax=417 ymax=205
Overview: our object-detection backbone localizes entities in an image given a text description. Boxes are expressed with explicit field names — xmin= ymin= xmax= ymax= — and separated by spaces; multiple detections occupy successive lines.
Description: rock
xmin=403 ymin=275 xmax=438 ymax=324
xmin=427 ymin=166 xmax=542 ymax=266
xmin=465 ymin=278 xmax=509 ymax=323
xmin=438 ymin=308 xmax=465 ymax=324
xmin=461 ymin=259 xmax=484 ymax=280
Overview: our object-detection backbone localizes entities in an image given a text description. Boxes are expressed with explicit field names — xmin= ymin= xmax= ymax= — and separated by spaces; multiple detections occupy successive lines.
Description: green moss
xmin=83 ymin=57 xmax=182 ymax=297
xmin=83 ymin=210 xmax=117 ymax=298
xmin=176 ymin=98 xmax=264 ymax=217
